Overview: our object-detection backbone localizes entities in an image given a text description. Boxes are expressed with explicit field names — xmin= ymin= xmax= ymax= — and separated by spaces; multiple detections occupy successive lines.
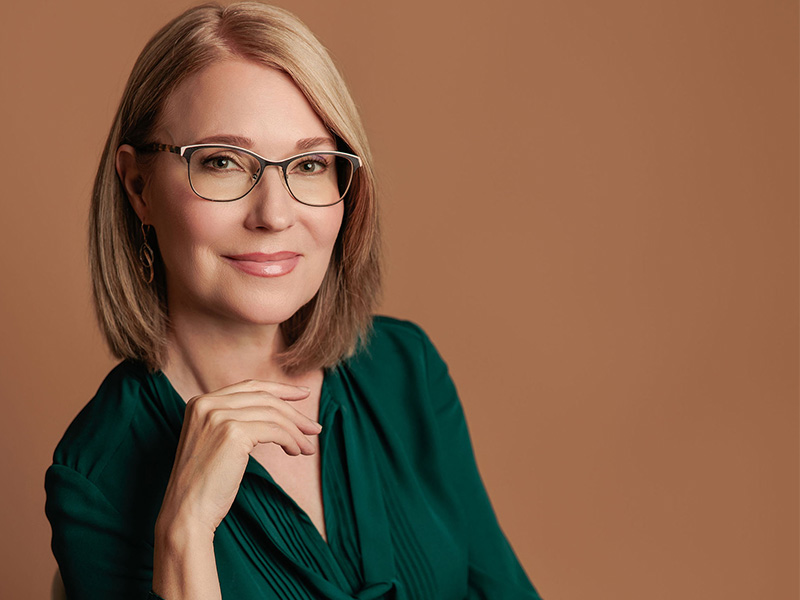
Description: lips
xmin=223 ymin=252 xmax=301 ymax=277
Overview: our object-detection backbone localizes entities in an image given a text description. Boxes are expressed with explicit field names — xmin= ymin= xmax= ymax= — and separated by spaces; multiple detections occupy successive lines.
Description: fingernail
xmin=299 ymin=386 xmax=311 ymax=391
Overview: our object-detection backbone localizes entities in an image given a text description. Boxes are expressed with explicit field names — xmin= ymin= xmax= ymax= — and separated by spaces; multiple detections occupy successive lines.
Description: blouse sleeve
xmin=45 ymin=464 xmax=153 ymax=600
xmin=420 ymin=330 xmax=544 ymax=600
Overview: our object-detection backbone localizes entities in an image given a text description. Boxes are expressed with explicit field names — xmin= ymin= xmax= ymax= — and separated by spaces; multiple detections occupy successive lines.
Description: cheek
xmin=314 ymin=204 xmax=345 ymax=252
xmin=149 ymin=182 xmax=229 ymax=265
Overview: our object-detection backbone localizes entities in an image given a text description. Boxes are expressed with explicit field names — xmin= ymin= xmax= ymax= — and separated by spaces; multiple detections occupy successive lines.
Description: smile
xmin=223 ymin=252 xmax=301 ymax=277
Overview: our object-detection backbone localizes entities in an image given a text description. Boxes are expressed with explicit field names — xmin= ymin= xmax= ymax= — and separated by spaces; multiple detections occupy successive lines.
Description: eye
xmin=189 ymin=146 xmax=257 ymax=177
xmin=290 ymin=155 xmax=331 ymax=176
xmin=201 ymin=153 xmax=244 ymax=171
xmin=209 ymin=157 xmax=232 ymax=169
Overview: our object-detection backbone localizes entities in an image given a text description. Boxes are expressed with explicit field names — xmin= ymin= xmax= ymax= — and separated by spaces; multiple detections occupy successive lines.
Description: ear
xmin=116 ymin=144 xmax=150 ymax=222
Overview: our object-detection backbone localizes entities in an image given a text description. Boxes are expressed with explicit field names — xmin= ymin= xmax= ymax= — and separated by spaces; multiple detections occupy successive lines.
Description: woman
xmin=45 ymin=3 xmax=541 ymax=599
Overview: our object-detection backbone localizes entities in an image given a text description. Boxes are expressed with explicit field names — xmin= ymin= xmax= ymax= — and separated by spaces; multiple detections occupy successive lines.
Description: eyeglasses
xmin=138 ymin=143 xmax=361 ymax=206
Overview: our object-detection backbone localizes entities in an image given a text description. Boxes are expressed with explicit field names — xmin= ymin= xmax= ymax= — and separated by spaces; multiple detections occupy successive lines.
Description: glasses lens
xmin=285 ymin=153 xmax=354 ymax=206
xmin=187 ymin=147 xmax=261 ymax=201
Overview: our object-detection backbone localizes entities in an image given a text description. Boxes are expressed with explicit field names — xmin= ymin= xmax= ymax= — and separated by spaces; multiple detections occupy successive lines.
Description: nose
xmin=243 ymin=167 xmax=297 ymax=231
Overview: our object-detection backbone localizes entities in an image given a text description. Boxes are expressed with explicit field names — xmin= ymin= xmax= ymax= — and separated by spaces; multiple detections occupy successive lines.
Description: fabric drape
xmin=46 ymin=317 xmax=541 ymax=599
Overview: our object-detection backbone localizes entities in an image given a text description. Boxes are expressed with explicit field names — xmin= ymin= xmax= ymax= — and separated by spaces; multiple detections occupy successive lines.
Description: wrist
xmin=153 ymin=514 xmax=220 ymax=600
xmin=155 ymin=511 xmax=215 ymax=552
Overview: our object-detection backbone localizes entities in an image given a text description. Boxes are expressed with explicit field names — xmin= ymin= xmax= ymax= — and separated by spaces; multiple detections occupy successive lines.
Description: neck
xmin=162 ymin=307 xmax=295 ymax=401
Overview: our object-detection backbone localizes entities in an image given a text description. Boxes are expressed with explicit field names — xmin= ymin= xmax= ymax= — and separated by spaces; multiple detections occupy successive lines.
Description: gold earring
xmin=139 ymin=223 xmax=155 ymax=284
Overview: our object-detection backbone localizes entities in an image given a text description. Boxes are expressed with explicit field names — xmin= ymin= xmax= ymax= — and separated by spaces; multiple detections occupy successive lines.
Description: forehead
xmin=158 ymin=59 xmax=330 ymax=155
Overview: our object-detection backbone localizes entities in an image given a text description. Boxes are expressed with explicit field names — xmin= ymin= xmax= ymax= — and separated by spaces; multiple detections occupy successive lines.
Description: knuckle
xmin=261 ymin=405 xmax=279 ymax=419
xmin=205 ymin=407 xmax=224 ymax=427
xmin=264 ymin=422 xmax=281 ymax=436
xmin=188 ymin=395 xmax=211 ymax=415
xmin=257 ymin=390 xmax=278 ymax=404
xmin=220 ymin=419 xmax=242 ymax=440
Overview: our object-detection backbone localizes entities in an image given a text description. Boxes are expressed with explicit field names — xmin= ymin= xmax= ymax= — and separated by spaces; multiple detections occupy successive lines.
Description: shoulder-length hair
xmin=90 ymin=2 xmax=381 ymax=374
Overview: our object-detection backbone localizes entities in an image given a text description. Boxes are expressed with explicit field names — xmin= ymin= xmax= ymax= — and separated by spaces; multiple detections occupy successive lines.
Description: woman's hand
xmin=152 ymin=379 xmax=320 ymax=600
xmin=156 ymin=379 xmax=322 ymax=537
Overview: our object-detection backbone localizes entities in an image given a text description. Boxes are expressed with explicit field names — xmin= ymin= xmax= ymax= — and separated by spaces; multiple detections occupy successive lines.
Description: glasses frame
xmin=138 ymin=142 xmax=362 ymax=206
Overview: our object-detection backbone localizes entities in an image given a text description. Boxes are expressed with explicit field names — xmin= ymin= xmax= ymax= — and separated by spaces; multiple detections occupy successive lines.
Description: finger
xmin=209 ymin=405 xmax=322 ymax=436
xmin=235 ymin=419 xmax=317 ymax=456
xmin=214 ymin=408 xmax=319 ymax=453
xmin=203 ymin=395 xmax=322 ymax=433
xmin=224 ymin=379 xmax=312 ymax=400
xmin=187 ymin=389 xmax=312 ymax=419
xmin=190 ymin=379 xmax=311 ymax=401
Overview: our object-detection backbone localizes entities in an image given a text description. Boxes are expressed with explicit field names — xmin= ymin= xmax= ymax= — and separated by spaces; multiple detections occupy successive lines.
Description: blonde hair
xmin=89 ymin=2 xmax=381 ymax=373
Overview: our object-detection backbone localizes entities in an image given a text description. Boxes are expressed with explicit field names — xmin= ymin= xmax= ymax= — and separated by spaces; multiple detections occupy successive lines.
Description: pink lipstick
xmin=224 ymin=252 xmax=300 ymax=277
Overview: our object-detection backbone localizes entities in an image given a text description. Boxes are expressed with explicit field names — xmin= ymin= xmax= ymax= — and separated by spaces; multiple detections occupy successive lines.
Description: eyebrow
xmin=295 ymin=136 xmax=336 ymax=151
xmin=191 ymin=134 xmax=336 ymax=153
xmin=194 ymin=134 xmax=255 ymax=147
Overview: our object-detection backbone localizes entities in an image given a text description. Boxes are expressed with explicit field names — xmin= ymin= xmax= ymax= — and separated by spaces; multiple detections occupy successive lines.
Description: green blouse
xmin=45 ymin=317 xmax=541 ymax=599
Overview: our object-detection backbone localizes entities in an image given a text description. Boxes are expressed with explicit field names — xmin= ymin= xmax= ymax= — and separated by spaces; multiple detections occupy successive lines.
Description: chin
xmin=226 ymin=291 xmax=318 ymax=327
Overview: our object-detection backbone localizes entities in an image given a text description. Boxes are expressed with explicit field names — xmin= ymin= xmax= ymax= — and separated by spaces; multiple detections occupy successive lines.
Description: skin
xmin=116 ymin=58 xmax=344 ymax=600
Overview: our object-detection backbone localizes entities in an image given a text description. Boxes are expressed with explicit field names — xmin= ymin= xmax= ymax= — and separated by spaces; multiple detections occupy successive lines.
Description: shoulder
xmin=51 ymin=361 xmax=168 ymax=482
xmin=364 ymin=314 xmax=444 ymax=361
xmin=349 ymin=315 xmax=449 ymax=381
xmin=370 ymin=314 xmax=426 ymax=335
xmin=46 ymin=361 xmax=178 ymax=559
xmin=369 ymin=314 xmax=432 ymax=347
xmin=336 ymin=315 xmax=456 ymax=422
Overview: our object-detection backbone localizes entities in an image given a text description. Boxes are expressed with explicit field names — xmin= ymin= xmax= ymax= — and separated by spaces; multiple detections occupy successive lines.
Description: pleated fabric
xmin=46 ymin=317 xmax=542 ymax=600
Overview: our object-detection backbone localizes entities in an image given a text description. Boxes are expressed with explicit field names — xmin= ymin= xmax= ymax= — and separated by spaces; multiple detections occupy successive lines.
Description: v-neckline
xmin=151 ymin=364 xmax=399 ymax=597
xmin=243 ymin=372 xmax=333 ymax=547
xmin=152 ymin=366 xmax=335 ymax=547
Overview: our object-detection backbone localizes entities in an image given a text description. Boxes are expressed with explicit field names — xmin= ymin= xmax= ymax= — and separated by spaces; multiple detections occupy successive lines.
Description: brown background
xmin=0 ymin=0 xmax=797 ymax=598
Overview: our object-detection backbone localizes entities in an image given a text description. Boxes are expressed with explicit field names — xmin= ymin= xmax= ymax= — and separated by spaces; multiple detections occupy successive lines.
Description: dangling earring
xmin=139 ymin=223 xmax=155 ymax=284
